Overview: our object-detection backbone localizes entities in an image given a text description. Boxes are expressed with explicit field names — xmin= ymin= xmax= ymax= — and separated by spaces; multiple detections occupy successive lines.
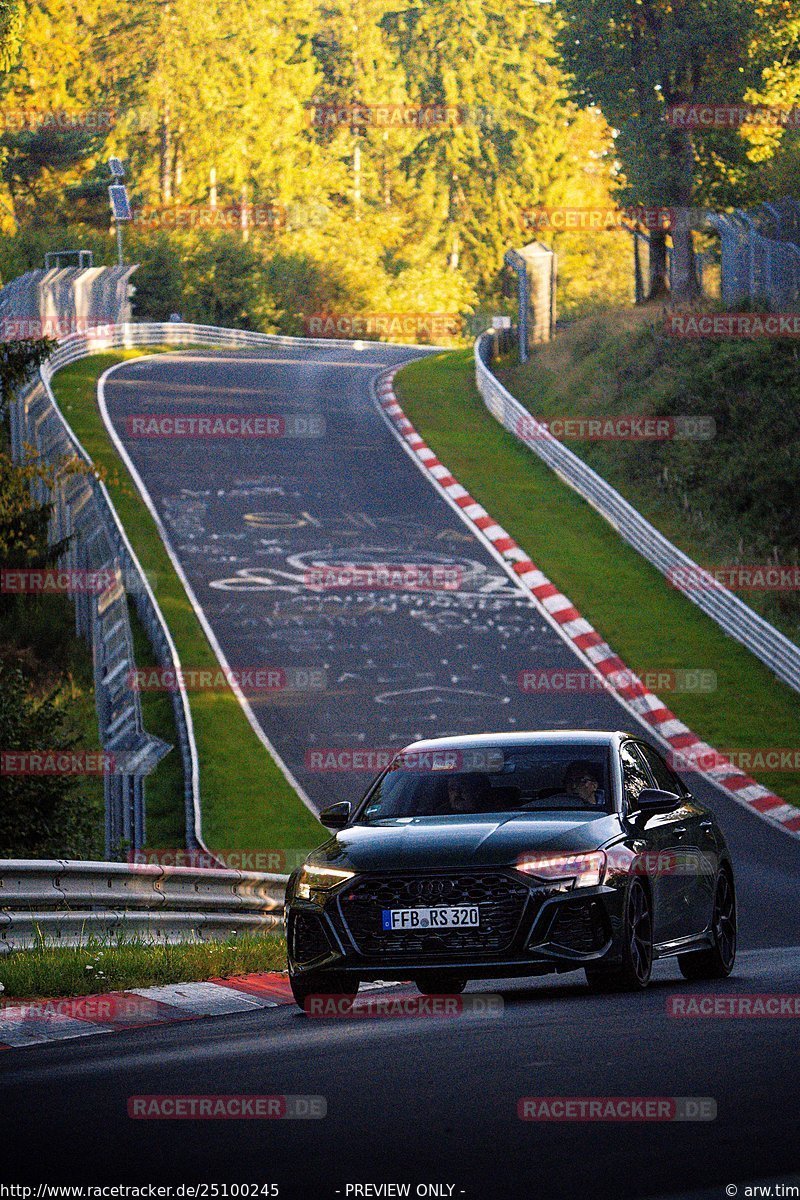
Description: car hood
xmin=308 ymin=812 xmax=623 ymax=873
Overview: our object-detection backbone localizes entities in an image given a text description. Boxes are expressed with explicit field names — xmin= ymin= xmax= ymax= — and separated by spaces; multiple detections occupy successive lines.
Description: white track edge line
xmin=97 ymin=358 xmax=319 ymax=820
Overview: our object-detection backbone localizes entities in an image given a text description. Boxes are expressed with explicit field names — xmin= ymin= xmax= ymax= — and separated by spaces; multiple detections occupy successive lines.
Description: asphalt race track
xmin=100 ymin=343 xmax=641 ymax=813
xmin=3 ymin=342 xmax=798 ymax=1198
xmin=3 ymin=951 xmax=800 ymax=1197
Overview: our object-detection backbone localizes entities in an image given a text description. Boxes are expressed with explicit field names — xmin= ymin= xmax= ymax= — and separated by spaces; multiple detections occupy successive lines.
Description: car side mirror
xmin=319 ymin=801 xmax=351 ymax=829
xmin=635 ymin=788 xmax=682 ymax=816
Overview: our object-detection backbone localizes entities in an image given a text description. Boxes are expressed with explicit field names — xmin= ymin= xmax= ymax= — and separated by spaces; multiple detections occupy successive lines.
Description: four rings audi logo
xmin=411 ymin=878 xmax=457 ymax=900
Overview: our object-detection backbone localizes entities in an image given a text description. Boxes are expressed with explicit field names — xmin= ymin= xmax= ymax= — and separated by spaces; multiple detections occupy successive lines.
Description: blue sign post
xmin=108 ymin=160 xmax=131 ymax=268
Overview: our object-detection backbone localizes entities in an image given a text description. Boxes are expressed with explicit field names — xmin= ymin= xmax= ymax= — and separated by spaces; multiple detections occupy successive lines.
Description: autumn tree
xmin=0 ymin=0 xmax=21 ymax=71
xmin=555 ymin=0 xmax=762 ymax=300
xmin=739 ymin=0 xmax=800 ymax=196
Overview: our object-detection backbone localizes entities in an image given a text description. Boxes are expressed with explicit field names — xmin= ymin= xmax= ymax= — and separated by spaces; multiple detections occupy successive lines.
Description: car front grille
xmin=337 ymin=871 xmax=530 ymax=958
xmin=545 ymin=900 xmax=607 ymax=953
xmin=292 ymin=911 xmax=333 ymax=964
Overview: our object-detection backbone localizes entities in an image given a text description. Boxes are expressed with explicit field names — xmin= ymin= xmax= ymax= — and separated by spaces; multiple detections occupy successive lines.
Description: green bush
xmin=0 ymin=664 xmax=103 ymax=859
xmin=497 ymin=309 xmax=800 ymax=641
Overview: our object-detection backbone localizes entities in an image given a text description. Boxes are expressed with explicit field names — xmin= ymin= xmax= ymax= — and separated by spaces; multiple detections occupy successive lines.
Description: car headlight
xmin=296 ymin=864 xmax=356 ymax=900
xmin=516 ymin=850 xmax=606 ymax=888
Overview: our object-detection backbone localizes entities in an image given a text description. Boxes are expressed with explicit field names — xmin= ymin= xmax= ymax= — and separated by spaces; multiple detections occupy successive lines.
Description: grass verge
xmin=51 ymin=349 xmax=323 ymax=853
xmin=496 ymin=306 xmax=800 ymax=644
xmin=393 ymin=348 xmax=800 ymax=807
xmin=0 ymin=933 xmax=286 ymax=999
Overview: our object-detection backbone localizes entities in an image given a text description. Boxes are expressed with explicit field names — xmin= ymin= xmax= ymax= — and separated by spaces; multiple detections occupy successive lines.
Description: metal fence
xmin=710 ymin=198 xmax=800 ymax=311
xmin=6 ymin=352 xmax=188 ymax=860
xmin=474 ymin=333 xmax=800 ymax=695
xmin=3 ymin=297 xmax=373 ymax=862
xmin=0 ymin=266 xmax=201 ymax=860
xmin=0 ymin=859 xmax=288 ymax=951
xmin=0 ymin=263 xmax=136 ymax=336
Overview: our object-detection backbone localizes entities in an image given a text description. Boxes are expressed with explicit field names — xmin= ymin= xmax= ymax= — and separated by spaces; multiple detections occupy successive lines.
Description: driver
xmin=563 ymin=761 xmax=602 ymax=806
xmin=447 ymin=773 xmax=489 ymax=814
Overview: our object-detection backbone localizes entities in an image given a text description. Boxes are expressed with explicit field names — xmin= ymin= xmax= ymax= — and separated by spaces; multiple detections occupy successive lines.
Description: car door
xmin=619 ymin=740 xmax=687 ymax=943
xmin=636 ymin=742 xmax=716 ymax=937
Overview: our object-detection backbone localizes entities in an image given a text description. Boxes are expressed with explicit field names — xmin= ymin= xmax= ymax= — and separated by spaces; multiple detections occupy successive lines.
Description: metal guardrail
xmin=3 ymin=299 xmax=394 ymax=861
xmin=474 ymin=332 xmax=800 ymax=695
xmin=7 ymin=335 xmax=188 ymax=859
xmin=0 ymin=859 xmax=289 ymax=951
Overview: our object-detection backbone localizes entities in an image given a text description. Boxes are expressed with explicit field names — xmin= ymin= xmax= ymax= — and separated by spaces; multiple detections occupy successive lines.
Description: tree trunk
xmin=634 ymin=232 xmax=644 ymax=304
xmin=353 ymin=141 xmax=361 ymax=220
xmin=382 ymin=133 xmax=391 ymax=208
xmin=670 ymin=207 xmax=701 ymax=303
xmin=240 ymin=183 xmax=249 ymax=242
xmin=159 ymin=102 xmax=172 ymax=205
xmin=666 ymin=127 xmax=701 ymax=303
xmin=648 ymin=229 xmax=669 ymax=299
xmin=173 ymin=141 xmax=183 ymax=200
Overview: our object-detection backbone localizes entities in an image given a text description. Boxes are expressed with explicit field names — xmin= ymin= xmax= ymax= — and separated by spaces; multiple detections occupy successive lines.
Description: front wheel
xmin=289 ymin=970 xmax=359 ymax=1011
xmin=678 ymin=869 xmax=737 ymax=981
xmin=415 ymin=974 xmax=468 ymax=995
xmin=586 ymin=878 xmax=653 ymax=992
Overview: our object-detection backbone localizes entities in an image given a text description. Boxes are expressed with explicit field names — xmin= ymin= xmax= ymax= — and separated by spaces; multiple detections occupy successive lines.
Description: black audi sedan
xmin=285 ymin=731 xmax=737 ymax=1006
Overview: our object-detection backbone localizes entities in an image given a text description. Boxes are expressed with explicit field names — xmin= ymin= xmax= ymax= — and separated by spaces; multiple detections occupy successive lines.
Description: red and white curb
xmin=374 ymin=370 xmax=800 ymax=838
xmin=0 ymin=976 xmax=407 ymax=1050
xmin=0 ymin=974 xmax=294 ymax=1049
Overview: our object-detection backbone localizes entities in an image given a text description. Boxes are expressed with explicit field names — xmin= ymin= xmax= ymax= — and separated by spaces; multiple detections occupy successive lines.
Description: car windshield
xmin=357 ymin=745 xmax=613 ymax=821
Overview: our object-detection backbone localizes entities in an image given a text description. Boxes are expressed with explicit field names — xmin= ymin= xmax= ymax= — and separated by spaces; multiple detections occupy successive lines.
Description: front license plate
xmin=381 ymin=906 xmax=480 ymax=931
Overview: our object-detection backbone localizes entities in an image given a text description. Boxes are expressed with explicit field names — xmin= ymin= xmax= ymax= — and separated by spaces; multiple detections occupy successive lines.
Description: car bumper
xmin=286 ymin=875 xmax=624 ymax=980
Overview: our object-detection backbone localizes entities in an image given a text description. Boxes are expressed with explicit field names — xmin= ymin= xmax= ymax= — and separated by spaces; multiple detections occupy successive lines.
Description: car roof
xmin=402 ymin=731 xmax=634 ymax=751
